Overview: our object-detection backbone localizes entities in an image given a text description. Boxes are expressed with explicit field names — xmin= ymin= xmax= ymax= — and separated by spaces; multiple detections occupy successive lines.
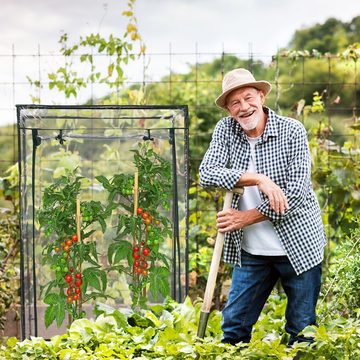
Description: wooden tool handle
xmin=200 ymin=190 xmax=234 ymax=313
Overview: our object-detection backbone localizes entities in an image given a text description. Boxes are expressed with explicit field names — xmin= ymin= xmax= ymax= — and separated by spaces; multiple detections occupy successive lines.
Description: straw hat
xmin=215 ymin=68 xmax=272 ymax=109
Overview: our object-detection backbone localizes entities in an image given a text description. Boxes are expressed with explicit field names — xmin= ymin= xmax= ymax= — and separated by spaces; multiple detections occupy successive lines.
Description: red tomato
xmin=142 ymin=247 xmax=150 ymax=256
xmin=134 ymin=260 xmax=140 ymax=268
xmin=137 ymin=208 xmax=143 ymax=215
xmin=141 ymin=261 xmax=148 ymax=269
xmin=141 ymin=213 xmax=148 ymax=220
xmin=136 ymin=267 xmax=142 ymax=274
xmin=72 ymin=234 xmax=78 ymax=242
xmin=73 ymin=294 xmax=79 ymax=301
xmin=133 ymin=246 xmax=140 ymax=252
xmin=66 ymin=288 xmax=72 ymax=296
xmin=69 ymin=267 xmax=74 ymax=273
xmin=75 ymin=273 xmax=82 ymax=279
xmin=75 ymin=288 xmax=81 ymax=295
xmin=65 ymin=274 xmax=72 ymax=283
xmin=75 ymin=279 xmax=82 ymax=287
xmin=133 ymin=253 xmax=141 ymax=260
xmin=66 ymin=240 xmax=73 ymax=247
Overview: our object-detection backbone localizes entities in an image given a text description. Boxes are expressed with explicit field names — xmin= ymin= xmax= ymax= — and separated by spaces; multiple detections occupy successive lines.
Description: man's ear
xmin=260 ymin=90 xmax=266 ymax=105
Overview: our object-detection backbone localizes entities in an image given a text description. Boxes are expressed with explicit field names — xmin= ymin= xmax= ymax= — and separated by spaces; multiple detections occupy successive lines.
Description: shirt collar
xmin=261 ymin=107 xmax=278 ymax=142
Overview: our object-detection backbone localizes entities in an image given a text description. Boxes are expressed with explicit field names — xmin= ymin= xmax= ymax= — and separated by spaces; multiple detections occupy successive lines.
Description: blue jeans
xmin=222 ymin=250 xmax=322 ymax=345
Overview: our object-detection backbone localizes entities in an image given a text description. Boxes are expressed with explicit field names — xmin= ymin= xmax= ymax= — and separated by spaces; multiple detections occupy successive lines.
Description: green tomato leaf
xmin=88 ymin=241 xmax=99 ymax=262
xmin=108 ymin=240 xmax=132 ymax=265
xmin=149 ymin=267 xmax=170 ymax=300
xmin=100 ymin=269 xmax=107 ymax=292
xmin=44 ymin=294 xmax=65 ymax=328
xmin=44 ymin=293 xmax=61 ymax=305
xmin=98 ymin=216 xmax=107 ymax=233
xmin=45 ymin=305 xmax=56 ymax=328
xmin=83 ymin=268 xmax=102 ymax=292
xmin=56 ymin=302 xmax=66 ymax=328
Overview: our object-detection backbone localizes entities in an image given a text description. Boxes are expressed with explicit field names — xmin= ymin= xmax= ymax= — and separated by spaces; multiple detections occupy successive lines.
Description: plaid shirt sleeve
xmin=199 ymin=118 xmax=245 ymax=190
xmin=256 ymin=124 xmax=311 ymax=222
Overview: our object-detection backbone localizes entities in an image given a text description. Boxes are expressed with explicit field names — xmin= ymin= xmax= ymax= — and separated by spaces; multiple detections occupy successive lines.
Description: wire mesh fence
xmin=0 ymin=46 xmax=359 ymax=248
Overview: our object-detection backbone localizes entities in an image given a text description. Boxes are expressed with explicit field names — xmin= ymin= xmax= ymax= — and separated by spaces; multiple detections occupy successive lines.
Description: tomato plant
xmin=38 ymin=171 xmax=110 ymax=327
xmin=97 ymin=142 xmax=173 ymax=309
xmin=38 ymin=142 xmax=174 ymax=328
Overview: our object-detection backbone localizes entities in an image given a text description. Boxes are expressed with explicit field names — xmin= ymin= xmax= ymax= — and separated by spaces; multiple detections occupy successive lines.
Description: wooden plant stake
xmin=133 ymin=171 xmax=139 ymax=217
xmin=133 ymin=172 xmax=139 ymax=281
xmin=76 ymin=198 xmax=82 ymax=315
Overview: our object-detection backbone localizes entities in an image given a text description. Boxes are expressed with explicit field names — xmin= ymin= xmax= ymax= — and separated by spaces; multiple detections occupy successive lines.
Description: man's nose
xmin=238 ymin=99 xmax=249 ymax=111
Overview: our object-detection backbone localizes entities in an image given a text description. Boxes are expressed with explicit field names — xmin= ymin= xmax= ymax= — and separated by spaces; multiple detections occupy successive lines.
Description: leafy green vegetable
xmin=2 ymin=295 xmax=360 ymax=359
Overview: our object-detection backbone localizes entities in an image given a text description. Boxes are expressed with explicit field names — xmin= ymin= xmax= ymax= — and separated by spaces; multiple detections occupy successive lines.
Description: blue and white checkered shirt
xmin=199 ymin=107 xmax=326 ymax=275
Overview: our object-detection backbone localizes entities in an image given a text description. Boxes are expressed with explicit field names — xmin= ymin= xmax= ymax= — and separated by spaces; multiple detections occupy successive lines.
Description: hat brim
xmin=215 ymin=81 xmax=272 ymax=110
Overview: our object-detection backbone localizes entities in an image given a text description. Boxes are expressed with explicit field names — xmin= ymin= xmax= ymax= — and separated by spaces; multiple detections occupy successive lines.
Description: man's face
xmin=226 ymin=87 xmax=265 ymax=132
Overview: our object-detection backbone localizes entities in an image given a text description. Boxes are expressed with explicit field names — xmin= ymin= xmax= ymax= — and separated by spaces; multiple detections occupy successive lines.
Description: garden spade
xmin=197 ymin=187 xmax=243 ymax=339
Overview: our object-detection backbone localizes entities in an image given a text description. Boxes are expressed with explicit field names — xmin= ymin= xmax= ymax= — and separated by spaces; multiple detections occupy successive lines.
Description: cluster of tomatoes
xmin=122 ymin=178 xmax=135 ymax=196
xmin=54 ymin=234 xmax=78 ymax=255
xmin=52 ymin=233 xmax=82 ymax=304
xmin=64 ymin=270 xmax=82 ymax=304
xmin=132 ymin=241 xmax=151 ymax=277
xmin=136 ymin=207 xmax=160 ymax=228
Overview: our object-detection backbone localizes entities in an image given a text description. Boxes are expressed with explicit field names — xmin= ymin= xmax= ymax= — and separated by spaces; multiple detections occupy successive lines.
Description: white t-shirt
xmin=240 ymin=136 xmax=286 ymax=256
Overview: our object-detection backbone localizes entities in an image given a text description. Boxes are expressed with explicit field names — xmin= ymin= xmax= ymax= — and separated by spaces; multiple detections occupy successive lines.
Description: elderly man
xmin=199 ymin=68 xmax=326 ymax=346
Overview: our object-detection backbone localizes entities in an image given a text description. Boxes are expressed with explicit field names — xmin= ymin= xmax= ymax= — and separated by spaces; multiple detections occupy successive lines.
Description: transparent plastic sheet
xmin=17 ymin=105 xmax=189 ymax=338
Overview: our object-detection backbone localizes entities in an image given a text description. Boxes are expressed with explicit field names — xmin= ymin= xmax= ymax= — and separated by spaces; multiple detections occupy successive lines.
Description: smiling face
xmin=226 ymin=87 xmax=266 ymax=137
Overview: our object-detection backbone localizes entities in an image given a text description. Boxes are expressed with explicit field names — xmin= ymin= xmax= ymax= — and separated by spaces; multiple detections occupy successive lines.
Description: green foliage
xmin=0 ymin=126 xmax=17 ymax=175
xmin=1 ymin=295 xmax=360 ymax=359
xmin=0 ymin=166 xmax=20 ymax=332
xmin=288 ymin=16 xmax=360 ymax=53
xmin=304 ymin=92 xmax=360 ymax=240
xmin=27 ymin=0 xmax=145 ymax=102
xmin=273 ymin=47 xmax=360 ymax=111
xmin=321 ymin=224 xmax=360 ymax=317
xmin=43 ymin=293 xmax=65 ymax=328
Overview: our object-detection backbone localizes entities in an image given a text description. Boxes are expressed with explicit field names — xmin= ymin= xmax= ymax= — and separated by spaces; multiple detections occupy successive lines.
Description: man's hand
xmin=257 ymin=174 xmax=288 ymax=214
xmin=236 ymin=173 xmax=288 ymax=214
xmin=217 ymin=208 xmax=267 ymax=233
